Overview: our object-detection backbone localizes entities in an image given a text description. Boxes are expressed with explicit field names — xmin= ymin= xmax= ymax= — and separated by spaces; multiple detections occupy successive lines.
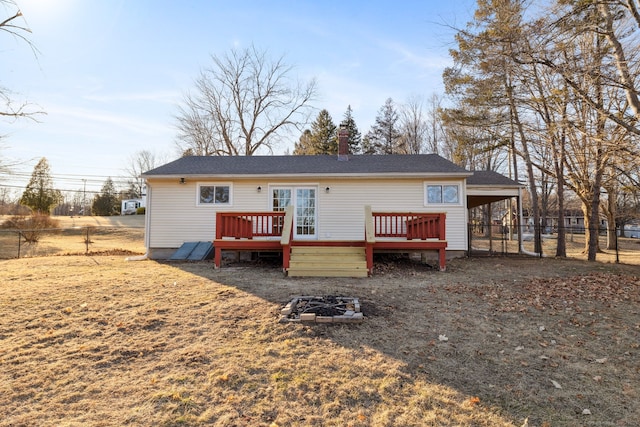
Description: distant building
xmin=121 ymin=198 xmax=145 ymax=215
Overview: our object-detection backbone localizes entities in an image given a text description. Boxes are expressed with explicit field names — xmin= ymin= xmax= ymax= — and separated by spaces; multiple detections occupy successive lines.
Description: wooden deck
xmin=213 ymin=206 xmax=448 ymax=275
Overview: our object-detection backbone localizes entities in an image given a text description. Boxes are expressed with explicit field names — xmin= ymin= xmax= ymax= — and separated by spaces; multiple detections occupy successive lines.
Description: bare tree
xmin=124 ymin=150 xmax=167 ymax=198
xmin=175 ymin=46 xmax=317 ymax=156
xmin=1 ymin=0 xmax=43 ymax=178
xmin=527 ymin=1 xmax=640 ymax=137
xmin=1 ymin=0 xmax=40 ymax=121
xmin=596 ymin=1 xmax=640 ymax=120
xmin=425 ymin=93 xmax=444 ymax=154
xmin=398 ymin=95 xmax=428 ymax=154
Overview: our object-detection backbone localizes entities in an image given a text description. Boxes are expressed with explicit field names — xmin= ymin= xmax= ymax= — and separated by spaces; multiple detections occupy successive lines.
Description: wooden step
xmin=290 ymin=246 xmax=365 ymax=254
xmin=288 ymin=268 xmax=369 ymax=278
xmin=287 ymin=245 xmax=368 ymax=278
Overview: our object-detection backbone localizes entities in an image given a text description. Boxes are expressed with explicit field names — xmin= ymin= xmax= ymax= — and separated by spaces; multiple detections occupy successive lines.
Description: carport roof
xmin=467 ymin=170 xmax=522 ymax=187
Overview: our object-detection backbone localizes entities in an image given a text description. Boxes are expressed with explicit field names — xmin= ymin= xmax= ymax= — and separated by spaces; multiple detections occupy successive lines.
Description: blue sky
xmin=2 ymin=0 xmax=475 ymax=194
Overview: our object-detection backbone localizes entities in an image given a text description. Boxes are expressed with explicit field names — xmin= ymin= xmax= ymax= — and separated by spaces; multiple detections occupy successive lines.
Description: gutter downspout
xmin=126 ymin=179 xmax=150 ymax=261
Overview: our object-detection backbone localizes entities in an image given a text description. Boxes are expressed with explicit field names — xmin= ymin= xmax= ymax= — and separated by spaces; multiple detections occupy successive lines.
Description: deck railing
xmin=372 ymin=212 xmax=446 ymax=240
xmin=214 ymin=208 xmax=446 ymax=272
xmin=215 ymin=211 xmax=286 ymax=239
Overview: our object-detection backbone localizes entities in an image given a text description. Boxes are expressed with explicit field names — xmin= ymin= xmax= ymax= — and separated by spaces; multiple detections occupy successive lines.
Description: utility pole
xmin=83 ymin=179 xmax=86 ymax=216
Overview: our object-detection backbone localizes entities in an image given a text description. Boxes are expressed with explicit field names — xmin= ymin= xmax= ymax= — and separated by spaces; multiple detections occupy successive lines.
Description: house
xmin=521 ymin=209 xmax=590 ymax=234
xmin=141 ymin=130 xmax=522 ymax=276
xmin=121 ymin=198 xmax=145 ymax=215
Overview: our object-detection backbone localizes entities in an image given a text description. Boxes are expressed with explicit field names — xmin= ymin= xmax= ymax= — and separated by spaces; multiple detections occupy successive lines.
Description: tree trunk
xmin=506 ymin=75 xmax=542 ymax=254
xmin=598 ymin=3 xmax=640 ymax=120
xmin=555 ymin=177 xmax=566 ymax=257
xmin=554 ymin=109 xmax=567 ymax=257
xmin=585 ymin=195 xmax=601 ymax=261
xmin=606 ymin=191 xmax=617 ymax=250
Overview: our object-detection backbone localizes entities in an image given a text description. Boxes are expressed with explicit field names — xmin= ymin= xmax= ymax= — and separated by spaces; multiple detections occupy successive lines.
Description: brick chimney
xmin=338 ymin=127 xmax=349 ymax=161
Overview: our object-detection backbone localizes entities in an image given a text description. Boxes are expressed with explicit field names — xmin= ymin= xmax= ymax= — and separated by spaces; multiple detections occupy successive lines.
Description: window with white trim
xmin=198 ymin=184 xmax=231 ymax=205
xmin=426 ymin=184 xmax=459 ymax=204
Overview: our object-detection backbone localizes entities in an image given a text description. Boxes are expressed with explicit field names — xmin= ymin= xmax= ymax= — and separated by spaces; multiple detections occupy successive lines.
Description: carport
xmin=466 ymin=170 xmax=525 ymax=255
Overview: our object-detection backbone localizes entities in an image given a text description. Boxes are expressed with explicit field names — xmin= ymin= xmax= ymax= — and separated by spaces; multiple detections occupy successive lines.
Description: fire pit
xmin=280 ymin=296 xmax=363 ymax=323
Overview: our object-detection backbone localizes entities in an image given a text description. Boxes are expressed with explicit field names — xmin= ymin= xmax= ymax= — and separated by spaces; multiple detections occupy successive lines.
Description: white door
xmin=271 ymin=187 xmax=317 ymax=239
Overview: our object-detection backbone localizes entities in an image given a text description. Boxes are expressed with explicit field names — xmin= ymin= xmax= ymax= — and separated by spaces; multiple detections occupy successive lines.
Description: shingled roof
xmin=143 ymin=154 xmax=471 ymax=177
xmin=467 ymin=170 xmax=522 ymax=187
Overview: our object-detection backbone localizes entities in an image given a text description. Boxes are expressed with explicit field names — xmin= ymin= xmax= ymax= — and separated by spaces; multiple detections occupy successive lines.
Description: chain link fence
xmin=0 ymin=226 xmax=145 ymax=259
xmin=468 ymin=223 xmax=640 ymax=265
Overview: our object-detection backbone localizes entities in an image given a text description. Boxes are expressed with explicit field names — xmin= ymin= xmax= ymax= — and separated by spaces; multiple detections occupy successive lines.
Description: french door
xmin=272 ymin=187 xmax=317 ymax=239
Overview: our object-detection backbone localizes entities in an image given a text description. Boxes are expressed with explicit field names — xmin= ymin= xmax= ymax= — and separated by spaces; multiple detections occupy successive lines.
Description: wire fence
xmin=2 ymin=222 xmax=639 ymax=265
xmin=468 ymin=223 xmax=640 ymax=265
xmin=0 ymin=226 xmax=145 ymax=259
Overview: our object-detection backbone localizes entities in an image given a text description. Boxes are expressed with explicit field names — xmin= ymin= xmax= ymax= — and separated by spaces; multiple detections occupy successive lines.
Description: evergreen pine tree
xmin=365 ymin=98 xmax=401 ymax=154
xmin=311 ymin=109 xmax=337 ymax=154
xmin=340 ymin=105 xmax=362 ymax=154
xmin=92 ymin=177 xmax=119 ymax=216
xmin=293 ymin=109 xmax=337 ymax=155
xmin=293 ymin=129 xmax=313 ymax=155
xmin=361 ymin=135 xmax=375 ymax=155
xmin=20 ymin=158 xmax=62 ymax=214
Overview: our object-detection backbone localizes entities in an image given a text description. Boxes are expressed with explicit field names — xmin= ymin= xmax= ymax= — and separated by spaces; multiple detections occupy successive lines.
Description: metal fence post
xmin=17 ymin=231 xmax=21 ymax=259
xmin=615 ymin=226 xmax=620 ymax=264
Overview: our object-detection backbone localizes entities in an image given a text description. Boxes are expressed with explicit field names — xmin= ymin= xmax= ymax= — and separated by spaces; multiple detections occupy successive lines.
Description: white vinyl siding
xmin=146 ymin=177 xmax=468 ymax=251
xmin=315 ymin=178 xmax=467 ymax=250
xmin=147 ymin=180 xmax=270 ymax=248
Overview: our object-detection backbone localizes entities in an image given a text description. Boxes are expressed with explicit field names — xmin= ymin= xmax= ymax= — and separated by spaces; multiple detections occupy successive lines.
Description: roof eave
xmin=143 ymin=172 xmax=473 ymax=180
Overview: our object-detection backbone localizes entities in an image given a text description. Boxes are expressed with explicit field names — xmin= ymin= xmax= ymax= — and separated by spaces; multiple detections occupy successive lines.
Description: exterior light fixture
xmin=257 ymin=186 xmax=262 ymax=192
xmin=325 ymin=186 xmax=330 ymax=193
xmin=179 ymin=177 xmax=186 ymax=184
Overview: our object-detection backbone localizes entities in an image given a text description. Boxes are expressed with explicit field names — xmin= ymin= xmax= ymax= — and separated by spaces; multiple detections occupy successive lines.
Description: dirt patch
xmin=0 ymin=255 xmax=638 ymax=426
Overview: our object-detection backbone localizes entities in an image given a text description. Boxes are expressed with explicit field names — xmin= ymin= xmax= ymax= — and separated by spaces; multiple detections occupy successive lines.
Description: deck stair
xmin=287 ymin=245 xmax=368 ymax=278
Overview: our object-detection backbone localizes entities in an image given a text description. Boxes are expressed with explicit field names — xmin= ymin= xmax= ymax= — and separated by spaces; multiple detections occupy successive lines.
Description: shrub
xmin=0 ymin=214 xmax=60 ymax=243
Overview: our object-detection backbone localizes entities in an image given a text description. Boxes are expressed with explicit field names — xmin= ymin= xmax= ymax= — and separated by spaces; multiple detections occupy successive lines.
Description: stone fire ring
xmin=279 ymin=296 xmax=363 ymax=323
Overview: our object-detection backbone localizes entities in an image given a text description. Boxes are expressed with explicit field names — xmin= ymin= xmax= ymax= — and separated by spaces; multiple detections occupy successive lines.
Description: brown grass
xmin=1 ymin=249 xmax=639 ymax=426
xmin=472 ymin=232 xmax=640 ymax=265
xmin=0 ymin=215 xmax=145 ymax=259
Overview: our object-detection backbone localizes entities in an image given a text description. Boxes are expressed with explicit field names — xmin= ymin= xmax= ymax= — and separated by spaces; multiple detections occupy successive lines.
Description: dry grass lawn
xmin=1 ymin=249 xmax=639 ymax=426
xmin=0 ymin=215 xmax=146 ymax=259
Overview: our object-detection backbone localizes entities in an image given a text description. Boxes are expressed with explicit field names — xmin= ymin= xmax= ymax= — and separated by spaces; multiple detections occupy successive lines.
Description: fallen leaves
xmin=449 ymin=273 xmax=640 ymax=314
xmin=551 ymin=380 xmax=562 ymax=389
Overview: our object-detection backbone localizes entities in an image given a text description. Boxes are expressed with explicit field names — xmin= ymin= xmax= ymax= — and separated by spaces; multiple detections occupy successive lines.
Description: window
xmin=426 ymin=184 xmax=459 ymax=204
xmin=272 ymin=188 xmax=291 ymax=211
xmin=198 ymin=184 xmax=231 ymax=205
xmin=271 ymin=186 xmax=317 ymax=238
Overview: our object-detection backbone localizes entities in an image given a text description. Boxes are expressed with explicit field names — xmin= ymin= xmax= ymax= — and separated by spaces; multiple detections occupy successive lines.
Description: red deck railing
xmin=214 ymin=209 xmax=294 ymax=270
xmin=372 ymin=212 xmax=446 ymax=240
xmin=214 ymin=209 xmax=447 ymax=272
xmin=215 ymin=212 xmax=286 ymax=239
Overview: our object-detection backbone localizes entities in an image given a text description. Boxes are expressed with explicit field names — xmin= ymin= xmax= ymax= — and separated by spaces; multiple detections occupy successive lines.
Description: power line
xmin=0 ymin=183 xmax=125 ymax=195
xmin=0 ymin=171 xmax=135 ymax=184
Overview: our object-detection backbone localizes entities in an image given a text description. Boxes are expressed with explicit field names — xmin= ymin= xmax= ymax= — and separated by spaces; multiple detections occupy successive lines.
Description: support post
xmin=214 ymin=247 xmax=222 ymax=268
xmin=439 ymin=248 xmax=446 ymax=271
xmin=280 ymin=206 xmax=294 ymax=272
xmin=364 ymin=205 xmax=375 ymax=275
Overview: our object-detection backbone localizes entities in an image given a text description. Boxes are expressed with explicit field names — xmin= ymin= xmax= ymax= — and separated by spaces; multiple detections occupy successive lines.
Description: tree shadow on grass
xmin=168 ymin=256 xmax=639 ymax=427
